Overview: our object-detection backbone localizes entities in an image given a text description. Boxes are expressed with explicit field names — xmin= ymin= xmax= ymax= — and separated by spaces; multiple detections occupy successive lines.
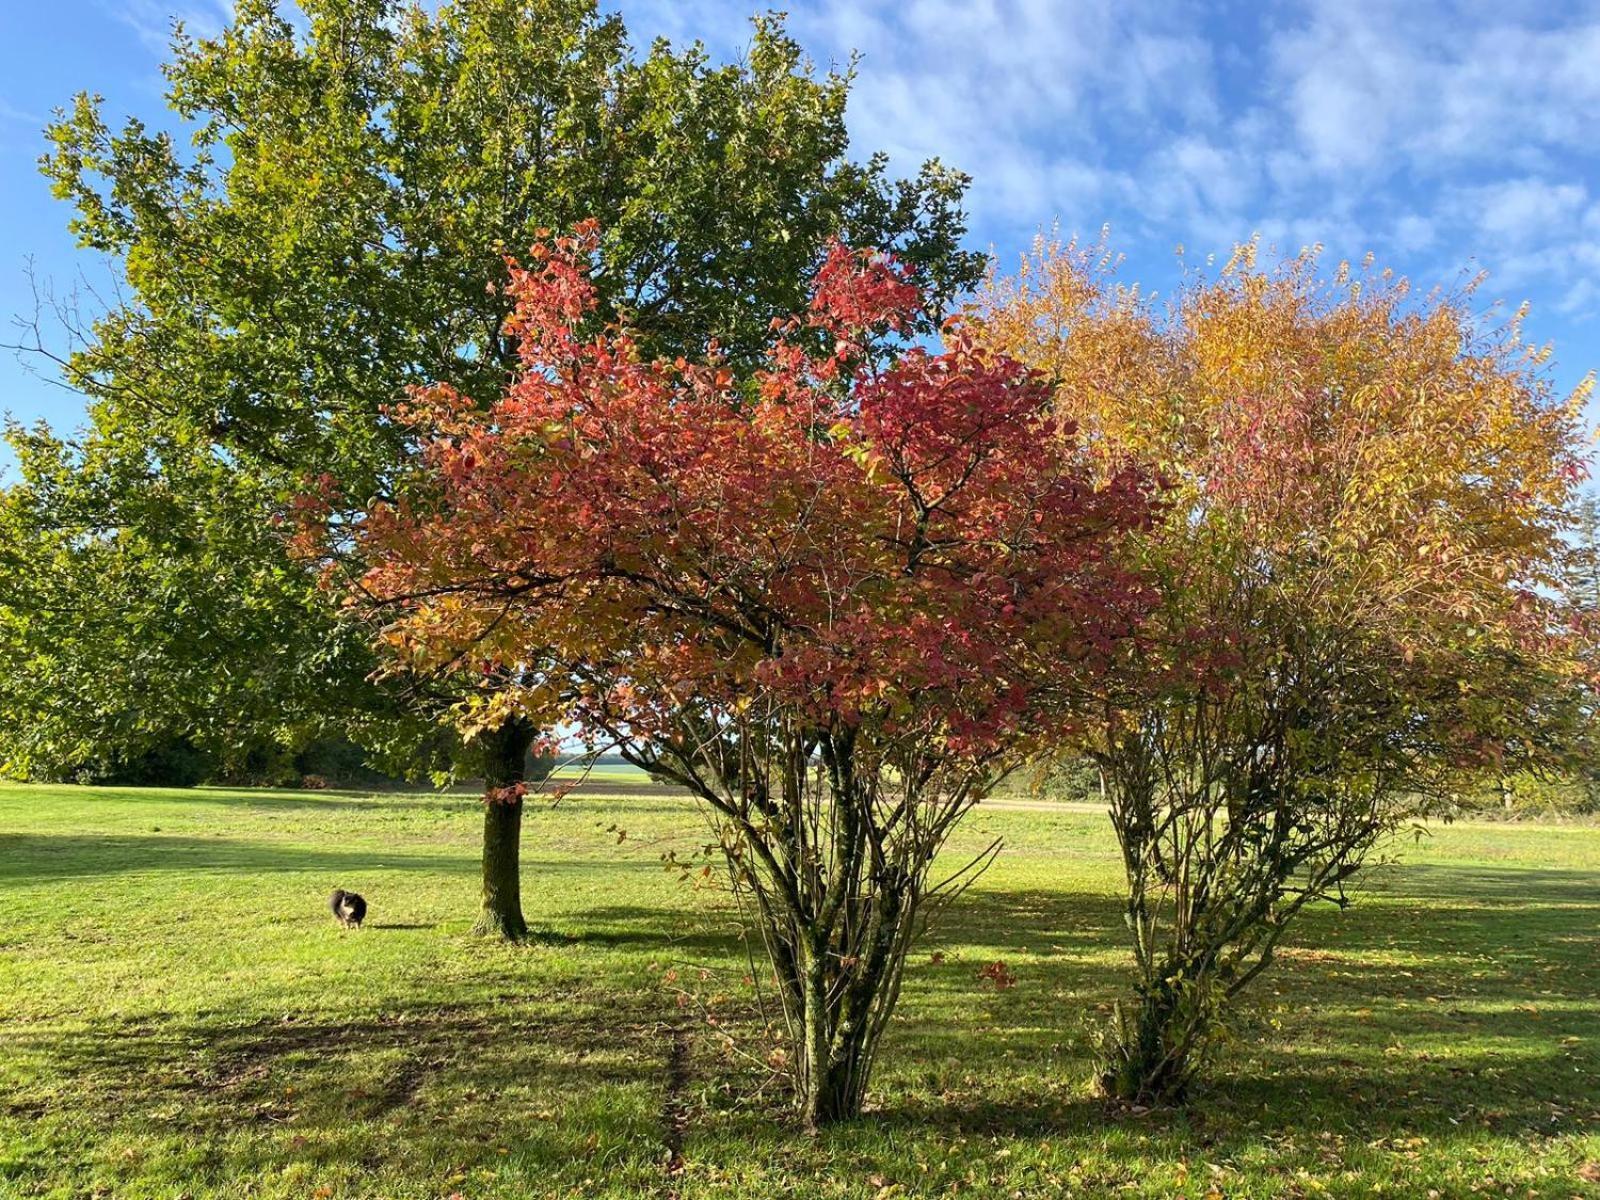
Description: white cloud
xmin=1270 ymin=5 xmax=1413 ymax=175
xmin=0 ymin=99 xmax=46 ymax=126
xmin=626 ymin=0 xmax=1220 ymax=239
xmin=104 ymin=0 xmax=236 ymax=55
xmin=617 ymin=0 xmax=1600 ymax=337
xmin=1468 ymin=178 xmax=1590 ymax=242
xmin=1557 ymin=278 xmax=1600 ymax=320
xmin=1392 ymin=215 xmax=1436 ymax=253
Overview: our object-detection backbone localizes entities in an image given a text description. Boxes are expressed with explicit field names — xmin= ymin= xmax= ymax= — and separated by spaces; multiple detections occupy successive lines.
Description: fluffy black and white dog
xmin=329 ymin=888 xmax=368 ymax=928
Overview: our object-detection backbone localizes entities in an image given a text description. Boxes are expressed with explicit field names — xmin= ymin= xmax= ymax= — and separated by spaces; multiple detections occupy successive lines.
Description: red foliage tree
xmin=347 ymin=224 xmax=1156 ymax=1125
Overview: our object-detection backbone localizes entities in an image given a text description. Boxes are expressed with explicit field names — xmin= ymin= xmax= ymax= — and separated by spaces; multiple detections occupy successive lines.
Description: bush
xmin=1453 ymin=771 xmax=1600 ymax=819
xmin=77 ymin=737 xmax=212 ymax=788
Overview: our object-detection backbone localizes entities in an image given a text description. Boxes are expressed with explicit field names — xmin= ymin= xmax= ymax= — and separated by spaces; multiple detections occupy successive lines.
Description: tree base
xmin=471 ymin=907 xmax=530 ymax=941
xmin=1096 ymin=991 xmax=1200 ymax=1107
xmin=800 ymin=1095 xmax=859 ymax=1131
xmin=797 ymin=1058 xmax=869 ymax=1130
xmin=1096 ymin=1058 xmax=1191 ymax=1108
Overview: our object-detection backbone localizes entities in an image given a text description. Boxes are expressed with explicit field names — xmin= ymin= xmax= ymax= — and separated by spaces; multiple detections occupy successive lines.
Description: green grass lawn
xmin=0 ymin=782 xmax=1596 ymax=1199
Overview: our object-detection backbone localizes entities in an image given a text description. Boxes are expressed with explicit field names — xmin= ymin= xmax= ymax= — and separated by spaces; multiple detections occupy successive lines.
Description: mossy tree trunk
xmin=1097 ymin=978 xmax=1205 ymax=1106
xmin=473 ymin=718 xmax=534 ymax=940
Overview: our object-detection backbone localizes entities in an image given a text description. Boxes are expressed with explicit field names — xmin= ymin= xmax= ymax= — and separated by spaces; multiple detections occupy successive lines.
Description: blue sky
xmin=3 ymin=0 xmax=1600 ymax=478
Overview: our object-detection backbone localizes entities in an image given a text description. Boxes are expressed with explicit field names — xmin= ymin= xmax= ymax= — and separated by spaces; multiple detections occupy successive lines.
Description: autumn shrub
xmin=334 ymin=227 xmax=1156 ymax=1126
xmin=978 ymin=238 xmax=1594 ymax=1104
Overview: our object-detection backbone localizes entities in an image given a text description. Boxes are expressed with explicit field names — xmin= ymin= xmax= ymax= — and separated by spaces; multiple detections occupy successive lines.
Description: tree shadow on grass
xmin=0 ymin=996 xmax=677 ymax=1195
xmin=496 ymin=861 xmax=1600 ymax=1157
xmin=0 ymin=832 xmax=470 ymax=883
xmin=1362 ymin=859 xmax=1600 ymax=904
xmin=868 ymin=861 xmax=1599 ymax=1148
xmin=55 ymin=784 xmax=444 ymax=810
xmin=5 ymin=999 xmax=665 ymax=1107
xmin=540 ymin=903 xmax=746 ymax=959
xmin=2 ymin=843 xmax=1594 ymax=1192
xmin=0 ymin=833 xmax=684 ymax=885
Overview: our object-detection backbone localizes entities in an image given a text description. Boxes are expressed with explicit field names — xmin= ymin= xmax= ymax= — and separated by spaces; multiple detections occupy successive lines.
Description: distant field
xmin=1 ymin=783 xmax=1596 ymax=1198
xmin=543 ymin=759 xmax=685 ymax=799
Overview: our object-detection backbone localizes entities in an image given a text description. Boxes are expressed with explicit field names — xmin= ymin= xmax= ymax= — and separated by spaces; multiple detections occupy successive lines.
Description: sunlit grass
xmin=1 ymin=782 xmax=1596 ymax=1198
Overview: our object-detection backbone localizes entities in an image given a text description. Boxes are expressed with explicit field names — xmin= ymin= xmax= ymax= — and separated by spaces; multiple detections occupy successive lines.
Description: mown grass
xmin=0 ymin=780 xmax=1596 ymax=1199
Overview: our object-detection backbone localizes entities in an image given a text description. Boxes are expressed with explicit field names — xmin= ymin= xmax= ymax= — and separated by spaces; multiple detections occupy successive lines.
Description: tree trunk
xmin=801 ymin=1057 xmax=861 ymax=1130
xmin=1098 ymin=980 xmax=1201 ymax=1106
xmin=793 ymin=944 xmax=875 ymax=1129
xmin=473 ymin=719 xmax=534 ymax=940
xmin=798 ymin=954 xmax=833 ymax=1129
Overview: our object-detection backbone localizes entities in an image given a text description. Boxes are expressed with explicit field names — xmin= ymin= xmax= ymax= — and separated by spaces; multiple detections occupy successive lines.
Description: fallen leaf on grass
xmin=976 ymin=961 xmax=1017 ymax=990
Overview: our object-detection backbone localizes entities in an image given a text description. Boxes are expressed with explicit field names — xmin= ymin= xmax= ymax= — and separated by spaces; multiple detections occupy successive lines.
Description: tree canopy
xmin=1 ymin=0 xmax=983 ymax=782
xmin=976 ymin=236 xmax=1595 ymax=1101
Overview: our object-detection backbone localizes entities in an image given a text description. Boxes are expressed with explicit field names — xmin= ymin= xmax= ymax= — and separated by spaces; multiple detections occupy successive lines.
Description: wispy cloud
xmin=0 ymin=99 xmax=46 ymax=126
xmin=630 ymin=0 xmax=1600 ymax=337
xmin=627 ymin=0 xmax=1222 ymax=242
xmin=102 ymin=0 xmax=236 ymax=55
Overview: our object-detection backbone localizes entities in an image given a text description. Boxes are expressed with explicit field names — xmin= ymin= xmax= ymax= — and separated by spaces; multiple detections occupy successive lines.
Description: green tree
xmin=0 ymin=423 xmax=424 ymax=785
xmin=5 ymin=0 xmax=982 ymax=938
xmin=1564 ymin=496 xmax=1600 ymax=613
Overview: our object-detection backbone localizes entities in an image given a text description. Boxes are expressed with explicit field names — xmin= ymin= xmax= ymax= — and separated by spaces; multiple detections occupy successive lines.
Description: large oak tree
xmin=1 ymin=0 xmax=982 ymax=938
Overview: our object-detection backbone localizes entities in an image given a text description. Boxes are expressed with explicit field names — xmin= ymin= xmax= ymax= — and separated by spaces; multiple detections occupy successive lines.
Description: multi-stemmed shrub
xmin=979 ymin=239 xmax=1593 ymax=1103
xmin=329 ymin=228 xmax=1156 ymax=1125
